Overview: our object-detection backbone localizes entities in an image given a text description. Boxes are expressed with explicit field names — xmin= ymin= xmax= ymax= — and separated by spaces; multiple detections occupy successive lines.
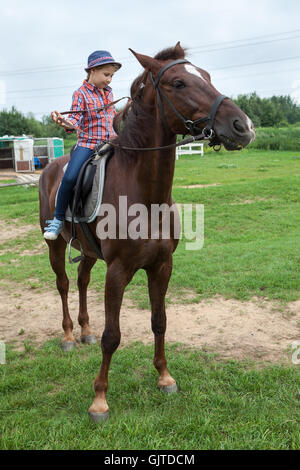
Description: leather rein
xmin=59 ymin=59 xmax=228 ymax=152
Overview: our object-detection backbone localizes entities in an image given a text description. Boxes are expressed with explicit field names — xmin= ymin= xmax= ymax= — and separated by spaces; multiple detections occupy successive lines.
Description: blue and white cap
xmin=85 ymin=50 xmax=122 ymax=72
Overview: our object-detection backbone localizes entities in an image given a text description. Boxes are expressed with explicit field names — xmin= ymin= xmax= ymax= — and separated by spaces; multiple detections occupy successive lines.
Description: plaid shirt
xmin=67 ymin=80 xmax=116 ymax=148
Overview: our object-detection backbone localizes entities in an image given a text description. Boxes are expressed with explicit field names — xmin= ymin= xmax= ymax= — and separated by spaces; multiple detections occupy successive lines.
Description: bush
xmin=249 ymin=126 xmax=300 ymax=151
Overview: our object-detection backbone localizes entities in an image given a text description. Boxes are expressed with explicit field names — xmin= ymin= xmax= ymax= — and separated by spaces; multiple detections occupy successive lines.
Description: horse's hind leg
xmin=147 ymin=256 xmax=178 ymax=393
xmin=47 ymin=237 xmax=76 ymax=351
xmin=77 ymin=256 xmax=97 ymax=344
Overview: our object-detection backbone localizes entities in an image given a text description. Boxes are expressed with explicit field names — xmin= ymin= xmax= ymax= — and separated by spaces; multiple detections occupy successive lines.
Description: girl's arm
xmin=67 ymin=90 xmax=85 ymax=130
xmin=51 ymin=90 xmax=85 ymax=132
xmin=51 ymin=111 xmax=75 ymax=131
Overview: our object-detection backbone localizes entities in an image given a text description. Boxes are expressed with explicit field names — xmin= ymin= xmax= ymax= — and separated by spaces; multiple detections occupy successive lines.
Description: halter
xmin=149 ymin=59 xmax=228 ymax=139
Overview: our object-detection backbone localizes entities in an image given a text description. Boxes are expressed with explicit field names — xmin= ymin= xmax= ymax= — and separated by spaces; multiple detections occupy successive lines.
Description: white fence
xmin=176 ymin=142 xmax=204 ymax=160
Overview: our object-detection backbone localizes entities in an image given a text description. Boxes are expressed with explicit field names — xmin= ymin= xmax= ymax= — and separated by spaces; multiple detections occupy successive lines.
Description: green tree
xmin=233 ymin=93 xmax=300 ymax=127
xmin=0 ymin=107 xmax=67 ymax=138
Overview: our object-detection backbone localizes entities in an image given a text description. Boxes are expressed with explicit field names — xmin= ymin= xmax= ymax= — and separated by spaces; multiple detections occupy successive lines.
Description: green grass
xmin=0 ymin=179 xmax=16 ymax=185
xmin=174 ymin=148 xmax=300 ymax=185
xmin=1 ymin=148 xmax=300 ymax=449
xmin=64 ymin=135 xmax=77 ymax=154
xmin=1 ymin=148 xmax=300 ymax=303
xmin=0 ymin=340 xmax=299 ymax=450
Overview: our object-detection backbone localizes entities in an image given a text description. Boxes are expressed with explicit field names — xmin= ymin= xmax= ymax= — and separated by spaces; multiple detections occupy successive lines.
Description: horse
xmin=39 ymin=42 xmax=255 ymax=422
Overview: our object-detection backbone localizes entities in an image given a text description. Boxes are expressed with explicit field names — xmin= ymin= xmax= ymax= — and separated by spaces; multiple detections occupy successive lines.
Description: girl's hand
xmin=51 ymin=110 xmax=75 ymax=131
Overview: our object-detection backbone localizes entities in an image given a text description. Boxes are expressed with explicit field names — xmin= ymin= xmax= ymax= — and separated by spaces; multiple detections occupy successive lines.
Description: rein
xmin=59 ymin=96 xmax=131 ymax=116
xmin=59 ymin=60 xmax=228 ymax=152
xmin=101 ymin=132 xmax=209 ymax=152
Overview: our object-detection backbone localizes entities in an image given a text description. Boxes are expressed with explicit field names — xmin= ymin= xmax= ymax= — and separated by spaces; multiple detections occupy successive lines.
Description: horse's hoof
xmin=81 ymin=334 xmax=97 ymax=345
xmin=159 ymin=383 xmax=179 ymax=394
xmin=61 ymin=341 xmax=76 ymax=352
xmin=88 ymin=411 xmax=109 ymax=423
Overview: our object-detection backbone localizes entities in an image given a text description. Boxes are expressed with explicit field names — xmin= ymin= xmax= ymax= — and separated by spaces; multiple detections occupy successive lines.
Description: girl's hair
xmin=86 ymin=64 xmax=119 ymax=81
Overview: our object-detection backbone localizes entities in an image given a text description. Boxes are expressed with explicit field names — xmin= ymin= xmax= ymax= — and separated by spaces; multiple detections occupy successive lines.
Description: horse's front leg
xmin=147 ymin=255 xmax=178 ymax=393
xmin=88 ymin=260 xmax=134 ymax=423
xmin=77 ymin=255 xmax=97 ymax=344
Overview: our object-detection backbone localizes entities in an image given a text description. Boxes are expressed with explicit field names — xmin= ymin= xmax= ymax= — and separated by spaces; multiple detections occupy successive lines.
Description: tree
xmin=0 ymin=107 xmax=67 ymax=137
xmin=233 ymin=93 xmax=300 ymax=127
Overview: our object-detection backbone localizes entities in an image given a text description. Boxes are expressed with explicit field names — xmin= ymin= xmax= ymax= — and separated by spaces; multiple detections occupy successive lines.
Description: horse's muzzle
xmin=216 ymin=115 xmax=256 ymax=150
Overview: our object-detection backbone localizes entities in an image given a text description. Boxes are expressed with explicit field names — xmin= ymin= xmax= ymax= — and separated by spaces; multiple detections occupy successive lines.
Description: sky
xmin=0 ymin=0 xmax=300 ymax=121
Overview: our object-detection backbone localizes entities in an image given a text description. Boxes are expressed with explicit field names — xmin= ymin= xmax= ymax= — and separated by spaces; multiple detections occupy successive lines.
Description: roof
xmin=0 ymin=135 xmax=30 ymax=141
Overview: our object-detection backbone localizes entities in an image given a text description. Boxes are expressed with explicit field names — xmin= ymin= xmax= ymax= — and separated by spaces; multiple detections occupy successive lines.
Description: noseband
xmin=149 ymin=59 xmax=228 ymax=140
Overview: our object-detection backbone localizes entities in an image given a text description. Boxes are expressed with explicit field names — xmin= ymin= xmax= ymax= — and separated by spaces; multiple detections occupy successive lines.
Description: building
xmin=0 ymin=135 xmax=64 ymax=171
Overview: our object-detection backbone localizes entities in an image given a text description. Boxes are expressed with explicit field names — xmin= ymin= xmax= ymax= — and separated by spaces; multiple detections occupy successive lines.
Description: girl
xmin=44 ymin=50 xmax=122 ymax=240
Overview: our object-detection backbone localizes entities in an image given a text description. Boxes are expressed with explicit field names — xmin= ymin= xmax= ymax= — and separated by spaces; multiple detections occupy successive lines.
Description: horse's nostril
xmin=233 ymin=119 xmax=245 ymax=133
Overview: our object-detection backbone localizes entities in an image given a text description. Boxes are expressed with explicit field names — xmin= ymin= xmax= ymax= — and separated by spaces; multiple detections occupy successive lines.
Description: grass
xmin=1 ymin=148 xmax=300 ymax=303
xmin=0 ymin=147 xmax=300 ymax=449
xmin=0 ymin=340 xmax=299 ymax=450
xmin=64 ymin=134 xmax=77 ymax=154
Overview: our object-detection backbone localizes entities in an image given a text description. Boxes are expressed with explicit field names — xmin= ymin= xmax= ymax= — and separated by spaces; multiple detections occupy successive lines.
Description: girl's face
xmin=88 ymin=64 xmax=117 ymax=90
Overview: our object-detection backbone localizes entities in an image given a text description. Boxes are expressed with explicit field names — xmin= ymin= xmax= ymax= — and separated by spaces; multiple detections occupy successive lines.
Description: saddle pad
xmin=55 ymin=148 xmax=111 ymax=224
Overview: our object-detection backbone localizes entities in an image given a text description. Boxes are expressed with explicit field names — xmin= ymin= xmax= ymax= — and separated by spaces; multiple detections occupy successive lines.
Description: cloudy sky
xmin=0 ymin=0 xmax=300 ymax=120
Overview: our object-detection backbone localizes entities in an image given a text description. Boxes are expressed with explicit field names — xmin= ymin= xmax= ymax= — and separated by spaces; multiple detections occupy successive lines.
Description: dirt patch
xmin=178 ymin=183 xmax=221 ymax=189
xmin=19 ymin=243 xmax=46 ymax=257
xmin=0 ymin=169 xmax=42 ymax=180
xmin=0 ymin=241 xmax=46 ymax=257
xmin=0 ymin=220 xmax=38 ymax=243
xmin=1 ymin=283 xmax=299 ymax=363
xmin=0 ymin=176 xmax=17 ymax=181
xmin=229 ymin=198 xmax=275 ymax=206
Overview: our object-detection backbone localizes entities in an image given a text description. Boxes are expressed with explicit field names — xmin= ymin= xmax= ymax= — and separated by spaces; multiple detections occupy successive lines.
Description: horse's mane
xmin=154 ymin=44 xmax=186 ymax=61
xmin=113 ymin=45 xmax=187 ymax=154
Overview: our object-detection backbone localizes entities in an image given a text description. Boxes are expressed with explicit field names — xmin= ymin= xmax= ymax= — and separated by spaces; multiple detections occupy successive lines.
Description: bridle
xmin=149 ymin=58 xmax=228 ymax=141
xmin=59 ymin=59 xmax=228 ymax=152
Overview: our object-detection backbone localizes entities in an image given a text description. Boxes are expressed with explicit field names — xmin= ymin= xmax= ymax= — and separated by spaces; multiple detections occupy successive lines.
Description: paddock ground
xmin=0 ymin=221 xmax=299 ymax=364
xmin=1 ymin=149 xmax=300 ymax=364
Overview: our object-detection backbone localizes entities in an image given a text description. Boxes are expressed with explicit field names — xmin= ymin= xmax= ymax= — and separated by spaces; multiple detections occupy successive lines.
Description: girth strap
xmin=79 ymin=222 xmax=104 ymax=260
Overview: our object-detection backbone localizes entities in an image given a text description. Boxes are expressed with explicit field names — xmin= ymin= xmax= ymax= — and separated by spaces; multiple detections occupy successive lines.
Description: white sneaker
xmin=44 ymin=218 xmax=64 ymax=240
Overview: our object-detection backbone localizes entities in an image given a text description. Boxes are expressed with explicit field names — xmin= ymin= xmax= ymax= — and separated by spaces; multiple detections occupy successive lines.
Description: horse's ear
xmin=174 ymin=41 xmax=185 ymax=58
xmin=129 ymin=49 xmax=161 ymax=73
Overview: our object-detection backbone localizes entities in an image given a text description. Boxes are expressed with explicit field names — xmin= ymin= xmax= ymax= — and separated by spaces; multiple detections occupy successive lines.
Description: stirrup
xmin=68 ymin=237 xmax=85 ymax=264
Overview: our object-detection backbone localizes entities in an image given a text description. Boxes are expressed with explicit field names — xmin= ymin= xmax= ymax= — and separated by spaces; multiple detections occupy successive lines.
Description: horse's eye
xmin=173 ymin=80 xmax=185 ymax=89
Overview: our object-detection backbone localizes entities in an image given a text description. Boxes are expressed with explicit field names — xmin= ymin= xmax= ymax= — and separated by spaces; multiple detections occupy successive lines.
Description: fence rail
xmin=176 ymin=143 xmax=204 ymax=160
xmin=0 ymin=173 xmax=40 ymax=188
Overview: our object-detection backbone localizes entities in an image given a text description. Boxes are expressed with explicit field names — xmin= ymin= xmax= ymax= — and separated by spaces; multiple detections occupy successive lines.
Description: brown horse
xmin=39 ymin=42 xmax=255 ymax=422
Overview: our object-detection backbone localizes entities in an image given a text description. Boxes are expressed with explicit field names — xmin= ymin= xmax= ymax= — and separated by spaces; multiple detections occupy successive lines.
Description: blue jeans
xmin=55 ymin=145 xmax=95 ymax=221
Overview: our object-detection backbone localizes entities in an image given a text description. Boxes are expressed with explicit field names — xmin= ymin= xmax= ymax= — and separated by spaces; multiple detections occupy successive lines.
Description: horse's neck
xmin=134 ymin=125 xmax=177 ymax=205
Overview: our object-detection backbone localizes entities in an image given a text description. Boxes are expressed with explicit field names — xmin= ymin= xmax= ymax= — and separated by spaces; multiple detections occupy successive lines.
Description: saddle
xmin=61 ymin=143 xmax=114 ymax=263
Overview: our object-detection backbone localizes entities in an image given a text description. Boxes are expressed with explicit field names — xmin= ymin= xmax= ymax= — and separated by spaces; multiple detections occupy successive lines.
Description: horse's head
xmin=129 ymin=42 xmax=255 ymax=150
